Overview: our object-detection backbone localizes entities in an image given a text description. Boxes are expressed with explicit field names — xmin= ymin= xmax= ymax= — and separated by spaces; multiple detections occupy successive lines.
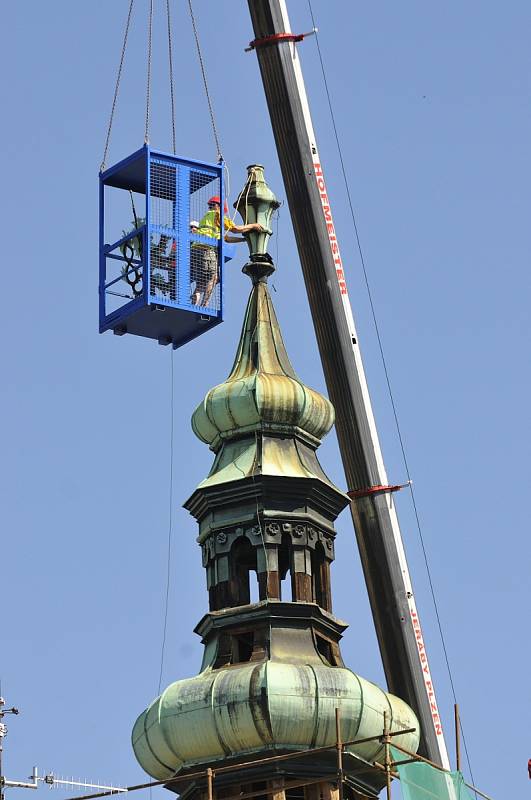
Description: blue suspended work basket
xmin=99 ymin=146 xmax=234 ymax=348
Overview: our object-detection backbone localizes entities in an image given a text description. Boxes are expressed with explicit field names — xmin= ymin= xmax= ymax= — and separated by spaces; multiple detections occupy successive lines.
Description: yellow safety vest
xmin=195 ymin=210 xmax=234 ymax=241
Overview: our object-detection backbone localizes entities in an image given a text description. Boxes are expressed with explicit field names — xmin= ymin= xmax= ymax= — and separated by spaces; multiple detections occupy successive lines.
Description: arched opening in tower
xmin=230 ymin=537 xmax=258 ymax=606
xmin=278 ymin=532 xmax=293 ymax=601
xmin=311 ymin=541 xmax=332 ymax=611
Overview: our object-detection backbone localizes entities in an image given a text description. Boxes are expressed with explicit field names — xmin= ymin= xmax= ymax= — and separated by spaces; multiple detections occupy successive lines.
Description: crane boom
xmin=247 ymin=0 xmax=450 ymax=768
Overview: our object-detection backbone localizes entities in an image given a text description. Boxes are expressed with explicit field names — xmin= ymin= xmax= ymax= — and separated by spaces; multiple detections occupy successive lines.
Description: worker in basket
xmin=191 ymin=195 xmax=263 ymax=307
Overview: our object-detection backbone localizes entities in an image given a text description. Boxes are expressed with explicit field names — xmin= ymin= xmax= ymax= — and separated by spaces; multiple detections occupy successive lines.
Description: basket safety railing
xmin=103 ymin=227 xmax=147 ymax=313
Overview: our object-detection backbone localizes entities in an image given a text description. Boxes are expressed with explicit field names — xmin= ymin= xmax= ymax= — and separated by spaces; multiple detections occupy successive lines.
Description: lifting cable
xmin=187 ymin=0 xmax=223 ymax=162
xmin=100 ymin=0 xmax=176 ymax=168
xmin=158 ymin=0 xmax=178 ymax=692
xmin=144 ymin=0 xmax=154 ymax=144
xmin=100 ymin=0 xmax=179 ymax=693
xmin=306 ymin=0 xmax=477 ymax=787
xmin=158 ymin=0 xmax=219 ymax=685
xmin=100 ymin=0 xmax=135 ymax=172
xmin=99 ymin=0 xmax=219 ymax=691
xmin=166 ymin=0 xmax=176 ymax=154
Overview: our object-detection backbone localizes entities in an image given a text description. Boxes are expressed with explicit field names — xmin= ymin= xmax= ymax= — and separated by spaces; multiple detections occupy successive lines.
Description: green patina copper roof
xmin=132 ymin=661 xmax=420 ymax=779
xmin=191 ymin=281 xmax=335 ymax=452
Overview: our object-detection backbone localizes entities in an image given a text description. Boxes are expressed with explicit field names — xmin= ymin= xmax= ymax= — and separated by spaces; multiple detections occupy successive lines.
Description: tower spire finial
xmin=234 ymin=164 xmax=280 ymax=283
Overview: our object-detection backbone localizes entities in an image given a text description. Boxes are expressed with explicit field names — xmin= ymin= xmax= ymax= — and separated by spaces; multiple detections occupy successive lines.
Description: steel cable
xmin=187 ymin=0 xmax=223 ymax=162
xmin=144 ymin=0 xmax=154 ymax=144
xmin=166 ymin=0 xmax=176 ymax=153
xmin=100 ymin=0 xmax=135 ymax=172
xmin=307 ymin=0 xmax=476 ymax=789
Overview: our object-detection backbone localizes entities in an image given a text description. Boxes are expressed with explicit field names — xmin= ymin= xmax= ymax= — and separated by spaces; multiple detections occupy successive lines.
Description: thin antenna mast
xmin=0 ymin=698 xmax=125 ymax=797
xmin=0 ymin=696 xmax=29 ymax=799
xmin=39 ymin=777 xmax=126 ymax=794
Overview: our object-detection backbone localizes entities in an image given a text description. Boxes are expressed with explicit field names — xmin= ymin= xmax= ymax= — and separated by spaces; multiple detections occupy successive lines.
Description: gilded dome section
xmin=191 ymin=283 xmax=335 ymax=451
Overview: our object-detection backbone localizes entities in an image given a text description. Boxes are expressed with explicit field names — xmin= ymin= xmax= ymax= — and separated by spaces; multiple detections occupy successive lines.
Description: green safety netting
xmin=391 ymin=747 xmax=476 ymax=800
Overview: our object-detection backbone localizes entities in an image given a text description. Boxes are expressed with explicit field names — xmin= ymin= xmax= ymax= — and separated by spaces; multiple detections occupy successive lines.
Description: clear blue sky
xmin=1 ymin=2 xmax=529 ymax=799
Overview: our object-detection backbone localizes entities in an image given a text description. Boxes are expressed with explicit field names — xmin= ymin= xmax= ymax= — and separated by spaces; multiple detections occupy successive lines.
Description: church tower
xmin=132 ymin=167 xmax=420 ymax=800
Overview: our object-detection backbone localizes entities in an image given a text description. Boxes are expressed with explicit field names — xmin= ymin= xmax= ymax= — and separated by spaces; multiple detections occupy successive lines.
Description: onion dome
xmin=192 ymin=281 xmax=334 ymax=451
xmin=132 ymin=661 xmax=420 ymax=780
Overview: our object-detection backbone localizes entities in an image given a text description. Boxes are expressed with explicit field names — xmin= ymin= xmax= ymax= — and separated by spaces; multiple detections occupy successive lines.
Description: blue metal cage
xmin=99 ymin=146 xmax=233 ymax=348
